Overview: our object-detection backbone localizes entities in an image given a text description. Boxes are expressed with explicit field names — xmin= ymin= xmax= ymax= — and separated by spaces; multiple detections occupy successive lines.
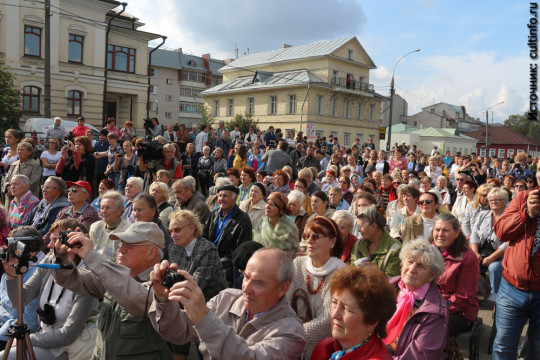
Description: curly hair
xmin=240 ymin=166 xmax=256 ymax=181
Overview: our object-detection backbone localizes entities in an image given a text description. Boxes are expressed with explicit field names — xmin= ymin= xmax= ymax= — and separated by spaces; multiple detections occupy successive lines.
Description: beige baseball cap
xmin=109 ymin=222 xmax=165 ymax=249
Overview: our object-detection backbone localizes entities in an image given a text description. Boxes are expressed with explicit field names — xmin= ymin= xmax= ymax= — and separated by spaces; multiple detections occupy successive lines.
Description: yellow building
xmin=201 ymin=37 xmax=383 ymax=146
xmin=0 ymin=0 xmax=162 ymax=130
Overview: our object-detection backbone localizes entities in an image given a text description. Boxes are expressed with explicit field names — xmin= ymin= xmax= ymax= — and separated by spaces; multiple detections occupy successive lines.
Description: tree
xmin=225 ymin=113 xmax=260 ymax=135
xmin=195 ymin=104 xmax=215 ymax=129
xmin=504 ymin=112 xmax=540 ymax=139
xmin=0 ymin=64 xmax=22 ymax=142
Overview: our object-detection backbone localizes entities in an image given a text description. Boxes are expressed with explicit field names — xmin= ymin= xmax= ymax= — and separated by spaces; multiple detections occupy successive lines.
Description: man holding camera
xmin=50 ymin=221 xmax=174 ymax=360
xmin=148 ymin=248 xmax=306 ymax=360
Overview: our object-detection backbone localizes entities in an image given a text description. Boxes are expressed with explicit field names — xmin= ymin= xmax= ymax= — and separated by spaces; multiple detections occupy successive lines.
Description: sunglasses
xmin=418 ymin=199 xmax=434 ymax=205
xmin=167 ymin=224 xmax=190 ymax=234
xmin=514 ymin=185 xmax=525 ymax=188
xmin=67 ymin=188 xmax=85 ymax=193
xmin=527 ymin=180 xmax=535 ymax=183
xmin=456 ymin=178 xmax=465 ymax=182
xmin=302 ymin=233 xmax=323 ymax=241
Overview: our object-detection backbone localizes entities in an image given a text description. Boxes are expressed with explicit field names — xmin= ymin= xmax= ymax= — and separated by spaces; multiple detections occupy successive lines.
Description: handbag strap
xmin=290 ymin=288 xmax=312 ymax=323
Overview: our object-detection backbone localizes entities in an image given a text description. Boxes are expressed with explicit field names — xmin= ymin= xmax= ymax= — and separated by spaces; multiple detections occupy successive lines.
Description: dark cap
xmin=252 ymin=182 xmax=267 ymax=198
xmin=365 ymin=164 xmax=376 ymax=173
xmin=216 ymin=184 xmax=239 ymax=195
xmin=232 ymin=241 xmax=264 ymax=271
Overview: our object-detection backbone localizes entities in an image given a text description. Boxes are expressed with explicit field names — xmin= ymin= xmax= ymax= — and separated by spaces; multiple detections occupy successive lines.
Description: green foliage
xmin=225 ymin=113 xmax=259 ymax=135
xmin=0 ymin=64 xmax=22 ymax=142
xmin=195 ymin=104 xmax=215 ymax=128
xmin=504 ymin=112 xmax=540 ymax=139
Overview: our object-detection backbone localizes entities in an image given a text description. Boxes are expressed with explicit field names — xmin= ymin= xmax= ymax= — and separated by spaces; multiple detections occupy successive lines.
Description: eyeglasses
xmin=527 ymin=180 xmax=535 ymax=183
xmin=456 ymin=178 xmax=465 ymax=182
xmin=68 ymin=188 xmax=85 ymax=193
xmin=418 ymin=200 xmax=434 ymax=205
xmin=167 ymin=224 xmax=191 ymax=234
xmin=41 ymin=185 xmax=58 ymax=190
xmin=489 ymin=199 xmax=505 ymax=203
xmin=514 ymin=185 xmax=525 ymax=189
xmin=393 ymin=181 xmax=401 ymax=185
xmin=302 ymin=233 xmax=323 ymax=241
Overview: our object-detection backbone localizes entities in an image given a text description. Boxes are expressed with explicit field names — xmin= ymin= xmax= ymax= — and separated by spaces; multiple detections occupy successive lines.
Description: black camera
xmin=37 ymin=304 xmax=56 ymax=326
xmin=143 ymin=118 xmax=153 ymax=130
xmin=515 ymin=163 xmax=521 ymax=169
xmin=138 ymin=141 xmax=164 ymax=162
xmin=162 ymin=268 xmax=185 ymax=289
xmin=0 ymin=237 xmax=42 ymax=263
xmin=59 ymin=231 xmax=82 ymax=248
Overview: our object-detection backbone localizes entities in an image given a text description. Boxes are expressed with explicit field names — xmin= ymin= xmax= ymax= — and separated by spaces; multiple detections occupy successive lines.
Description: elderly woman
xmin=237 ymin=166 xmax=255 ymax=204
xmin=425 ymin=155 xmax=443 ymax=180
xmin=2 ymin=142 xmax=42 ymax=204
xmin=402 ymin=191 xmax=440 ymax=243
xmin=226 ymin=168 xmax=241 ymax=187
xmin=337 ymin=176 xmax=354 ymax=205
xmin=389 ymin=185 xmax=421 ymax=240
xmin=332 ymin=210 xmax=358 ymax=264
xmin=502 ymin=174 xmax=515 ymax=193
xmin=451 ymin=180 xmax=477 ymax=225
xmin=287 ymin=216 xmax=345 ymax=359
xmin=55 ymin=181 xmax=100 ymax=231
xmin=470 ymin=187 xmax=508 ymax=295
xmin=212 ymin=147 xmax=228 ymax=175
xmin=287 ymin=190 xmax=309 ymax=243
xmin=351 ymin=205 xmax=401 ymax=277
xmin=90 ymin=179 xmax=115 ymax=212
xmin=1 ymin=222 xmax=99 ymax=360
xmin=310 ymin=265 xmax=396 ymax=360
xmin=431 ymin=213 xmax=479 ymax=337
xmin=349 ymin=192 xmax=379 ymax=239
xmin=56 ymin=136 xmax=95 ymax=187
xmin=253 ymin=192 xmax=299 ymax=258
xmin=384 ymin=239 xmax=448 ymax=359
xmin=513 ymin=179 xmax=527 ymax=194
xmin=267 ymin=169 xmax=291 ymax=195
xmin=321 ymin=170 xmax=339 ymax=194
xmin=149 ymin=182 xmax=173 ymax=227
xmin=239 ymin=182 xmax=267 ymax=226
xmin=328 ymin=186 xmax=350 ymax=211
xmin=435 ymin=175 xmax=452 ymax=210
xmin=309 ymin=190 xmax=335 ymax=220
xmin=90 ymin=190 xmax=131 ymax=262
xmin=350 ymin=174 xmax=363 ymax=193
xmin=462 ymin=183 xmax=493 ymax=238
xmin=8 ymin=175 xmax=39 ymax=228
xmin=120 ymin=121 xmax=136 ymax=142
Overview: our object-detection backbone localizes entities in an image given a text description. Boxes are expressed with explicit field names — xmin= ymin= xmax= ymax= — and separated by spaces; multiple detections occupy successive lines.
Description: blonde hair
xmin=472 ymin=184 xmax=494 ymax=210
xmin=169 ymin=209 xmax=203 ymax=237
xmin=149 ymin=182 xmax=170 ymax=203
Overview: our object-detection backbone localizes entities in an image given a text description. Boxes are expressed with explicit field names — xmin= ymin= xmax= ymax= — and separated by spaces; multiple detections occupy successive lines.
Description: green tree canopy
xmin=504 ymin=112 xmax=540 ymax=139
xmin=225 ymin=113 xmax=260 ymax=135
xmin=195 ymin=104 xmax=215 ymax=129
xmin=0 ymin=64 xmax=22 ymax=143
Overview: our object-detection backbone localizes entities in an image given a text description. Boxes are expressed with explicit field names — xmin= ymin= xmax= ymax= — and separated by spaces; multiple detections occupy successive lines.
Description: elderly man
xmin=90 ymin=190 xmax=130 ymax=263
xmin=172 ymin=178 xmax=210 ymax=222
xmin=261 ymin=141 xmax=292 ymax=174
xmin=297 ymin=146 xmax=320 ymax=172
xmin=203 ymin=184 xmax=252 ymax=284
xmin=46 ymin=116 xmax=66 ymax=140
xmin=24 ymin=176 xmax=69 ymax=236
xmin=151 ymin=143 xmax=182 ymax=180
xmin=55 ymin=181 xmax=100 ymax=230
xmin=148 ymin=248 xmax=306 ymax=359
xmin=298 ymin=168 xmax=320 ymax=195
xmin=51 ymin=222 xmax=173 ymax=359
xmin=122 ymin=177 xmax=144 ymax=223
xmin=8 ymin=175 xmax=39 ymax=228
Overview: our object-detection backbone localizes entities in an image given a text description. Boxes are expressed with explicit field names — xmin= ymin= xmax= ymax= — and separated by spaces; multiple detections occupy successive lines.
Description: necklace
xmin=306 ymin=273 xmax=326 ymax=294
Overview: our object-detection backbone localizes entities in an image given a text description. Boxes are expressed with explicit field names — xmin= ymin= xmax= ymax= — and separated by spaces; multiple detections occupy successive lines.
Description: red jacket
xmin=378 ymin=185 xmax=397 ymax=203
xmin=495 ymin=189 xmax=540 ymax=291
xmin=436 ymin=246 xmax=479 ymax=322
xmin=310 ymin=335 xmax=392 ymax=360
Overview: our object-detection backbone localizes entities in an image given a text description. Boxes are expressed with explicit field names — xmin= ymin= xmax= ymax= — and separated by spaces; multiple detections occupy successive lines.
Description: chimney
xmin=281 ymin=43 xmax=292 ymax=49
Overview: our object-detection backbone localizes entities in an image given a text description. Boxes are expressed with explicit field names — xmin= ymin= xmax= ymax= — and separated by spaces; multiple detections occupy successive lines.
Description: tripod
xmin=2 ymin=262 xmax=36 ymax=360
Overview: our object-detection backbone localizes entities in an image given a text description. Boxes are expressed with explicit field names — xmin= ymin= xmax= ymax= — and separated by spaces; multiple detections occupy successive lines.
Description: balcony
xmin=330 ymin=78 xmax=374 ymax=94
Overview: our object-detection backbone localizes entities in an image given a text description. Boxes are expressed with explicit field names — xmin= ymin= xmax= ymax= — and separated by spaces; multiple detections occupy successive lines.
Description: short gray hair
xmin=101 ymin=190 xmax=125 ymax=211
xmin=215 ymin=177 xmax=232 ymax=187
xmin=287 ymin=190 xmax=305 ymax=206
xmin=12 ymin=174 xmax=30 ymax=186
xmin=399 ymin=238 xmax=445 ymax=280
xmin=46 ymin=176 xmax=68 ymax=198
xmin=255 ymin=248 xmax=296 ymax=284
xmin=127 ymin=177 xmax=144 ymax=190
xmin=173 ymin=178 xmax=193 ymax=192
xmin=332 ymin=210 xmax=354 ymax=232
xmin=437 ymin=176 xmax=448 ymax=186
xmin=184 ymin=176 xmax=197 ymax=191
xmin=357 ymin=205 xmax=385 ymax=229
xmin=18 ymin=142 xmax=34 ymax=152
xmin=487 ymin=187 xmax=509 ymax=203
xmin=408 ymin=178 xmax=421 ymax=189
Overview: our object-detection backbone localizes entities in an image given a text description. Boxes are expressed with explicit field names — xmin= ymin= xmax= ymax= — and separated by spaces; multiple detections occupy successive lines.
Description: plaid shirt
xmin=166 ymin=237 xmax=227 ymax=301
xmin=55 ymin=202 xmax=101 ymax=231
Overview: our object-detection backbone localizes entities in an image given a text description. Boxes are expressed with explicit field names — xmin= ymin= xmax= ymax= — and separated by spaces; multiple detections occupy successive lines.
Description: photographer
xmin=1 ymin=221 xmax=99 ymax=360
xmin=146 ymin=117 xmax=163 ymax=139
xmin=156 ymin=144 xmax=183 ymax=180
xmin=511 ymin=153 xmax=533 ymax=181
xmin=56 ymin=137 xmax=95 ymax=189
xmin=50 ymin=222 xmax=174 ymax=359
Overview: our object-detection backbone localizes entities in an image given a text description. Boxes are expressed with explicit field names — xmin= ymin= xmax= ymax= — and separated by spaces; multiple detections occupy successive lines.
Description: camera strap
xmin=46 ymin=280 xmax=67 ymax=306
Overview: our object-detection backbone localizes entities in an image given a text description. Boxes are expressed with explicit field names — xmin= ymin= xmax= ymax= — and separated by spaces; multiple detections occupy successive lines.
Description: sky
xmin=128 ymin=0 xmax=528 ymax=124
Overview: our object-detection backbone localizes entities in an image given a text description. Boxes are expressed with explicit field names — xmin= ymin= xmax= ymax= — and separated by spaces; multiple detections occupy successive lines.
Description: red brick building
xmin=467 ymin=126 xmax=540 ymax=159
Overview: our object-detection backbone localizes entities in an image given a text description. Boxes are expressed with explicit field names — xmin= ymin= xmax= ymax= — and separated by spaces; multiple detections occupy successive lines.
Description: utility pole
xmin=44 ymin=0 xmax=51 ymax=118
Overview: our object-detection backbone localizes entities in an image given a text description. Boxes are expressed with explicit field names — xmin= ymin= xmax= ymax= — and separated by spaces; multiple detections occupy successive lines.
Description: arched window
xmin=67 ymin=90 xmax=82 ymax=116
xmin=23 ymin=86 xmax=40 ymax=113
xmin=24 ymin=26 xmax=41 ymax=57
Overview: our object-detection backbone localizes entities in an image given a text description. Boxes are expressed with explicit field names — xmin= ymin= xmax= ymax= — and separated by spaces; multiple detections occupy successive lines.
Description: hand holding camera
xmin=54 ymin=229 xmax=92 ymax=259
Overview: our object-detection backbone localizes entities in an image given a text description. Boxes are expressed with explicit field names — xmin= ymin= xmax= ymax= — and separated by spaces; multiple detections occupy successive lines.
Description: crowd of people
xmin=0 ymin=116 xmax=537 ymax=359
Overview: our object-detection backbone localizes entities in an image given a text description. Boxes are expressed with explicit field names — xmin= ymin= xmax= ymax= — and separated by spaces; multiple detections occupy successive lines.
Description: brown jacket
xmin=402 ymin=214 xmax=424 ymax=244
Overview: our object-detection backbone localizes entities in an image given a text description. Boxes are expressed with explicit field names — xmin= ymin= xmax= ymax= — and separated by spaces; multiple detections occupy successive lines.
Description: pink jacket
xmin=436 ymin=246 xmax=479 ymax=322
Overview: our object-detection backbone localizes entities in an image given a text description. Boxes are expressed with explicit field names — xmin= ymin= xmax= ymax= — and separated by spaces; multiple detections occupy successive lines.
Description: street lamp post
xmin=386 ymin=49 xmax=420 ymax=152
xmin=484 ymin=101 xmax=504 ymax=157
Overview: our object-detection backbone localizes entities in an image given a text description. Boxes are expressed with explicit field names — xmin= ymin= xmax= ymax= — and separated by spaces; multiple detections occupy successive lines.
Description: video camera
xmin=0 ymin=236 xmax=42 ymax=273
xmin=138 ymin=141 xmax=163 ymax=163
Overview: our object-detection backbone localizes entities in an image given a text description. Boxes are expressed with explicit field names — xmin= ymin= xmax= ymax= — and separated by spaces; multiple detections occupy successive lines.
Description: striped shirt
xmin=9 ymin=191 xmax=39 ymax=228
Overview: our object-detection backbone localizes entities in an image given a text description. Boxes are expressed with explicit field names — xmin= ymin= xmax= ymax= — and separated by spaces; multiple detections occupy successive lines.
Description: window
xmin=331 ymin=131 xmax=338 ymax=138
xmin=288 ymin=94 xmax=296 ymax=114
xmin=413 ymin=121 xmax=417 ymax=127
xmin=150 ymin=85 xmax=157 ymax=94
xmin=489 ymin=148 xmax=496 ymax=157
xmin=179 ymin=102 xmax=197 ymax=112
xmin=180 ymin=87 xmax=201 ymax=97
xmin=166 ymin=79 xmax=173 ymax=85
xmin=356 ymin=102 xmax=362 ymax=120
xmin=344 ymin=132 xmax=350 ymax=146
xmin=507 ymin=149 xmax=515 ymax=158
xmin=213 ymin=100 xmax=220 ymax=116
xmin=269 ymin=96 xmax=277 ymax=115
xmin=107 ymin=45 xmax=136 ymax=73
xmin=315 ymin=130 xmax=323 ymax=138
xmin=498 ymin=149 xmax=506 ymax=159
xmin=165 ymin=112 xmax=172 ymax=118
xmin=316 ymin=95 xmax=323 ymax=115
xmin=68 ymin=34 xmax=83 ymax=63
xmin=183 ymin=70 xmax=206 ymax=83
xmin=480 ymin=148 xmax=486 ymax=157
xmin=357 ymin=133 xmax=363 ymax=144
xmin=212 ymin=76 xmax=223 ymax=86
xmin=24 ymin=26 xmax=41 ymax=57
xmin=227 ymin=99 xmax=234 ymax=116
xmin=67 ymin=90 xmax=82 ymax=116
xmin=150 ymin=101 xmax=157 ymax=111
xmin=332 ymin=70 xmax=339 ymax=85
xmin=166 ymin=95 xmax=172 ymax=101
xmin=344 ymin=100 xmax=350 ymax=118
xmin=330 ymin=97 xmax=336 ymax=116
xmin=348 ymin=50 xmax=353 ymax=60
xmin=23 ymin=86 xmax=40 ymax=113
xmin=247 ymin=97 xmax=254 ymax=115
xmin=369 ymin=104 xmax=375 ymax=121
xmin=150 ymin=68 xmax=158 ymax=77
